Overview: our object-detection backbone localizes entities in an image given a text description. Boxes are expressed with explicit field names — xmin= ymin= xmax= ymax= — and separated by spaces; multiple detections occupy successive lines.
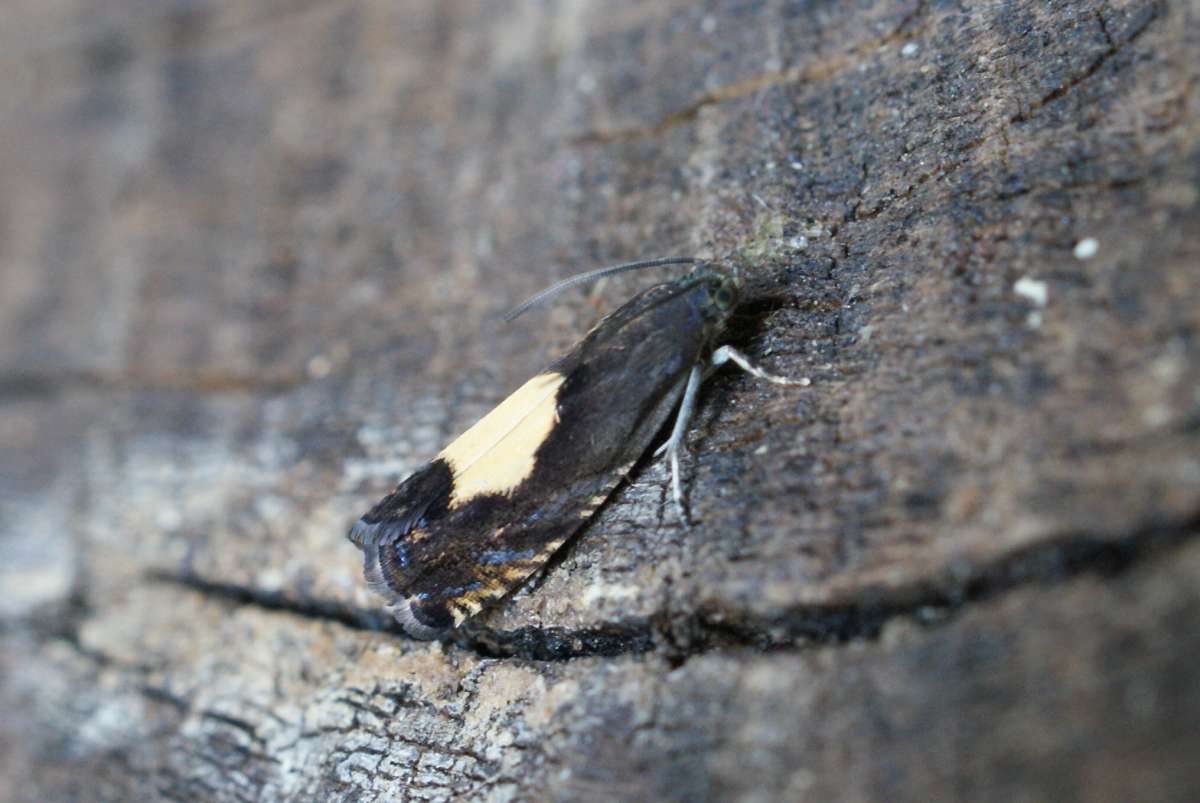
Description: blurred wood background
xmin=1 ymin=0 xmax=1198 ymax=800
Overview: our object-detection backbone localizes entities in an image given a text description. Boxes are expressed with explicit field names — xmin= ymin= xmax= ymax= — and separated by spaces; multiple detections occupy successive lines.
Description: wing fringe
xmin=356 ymin=535 xmax=450 ymax=639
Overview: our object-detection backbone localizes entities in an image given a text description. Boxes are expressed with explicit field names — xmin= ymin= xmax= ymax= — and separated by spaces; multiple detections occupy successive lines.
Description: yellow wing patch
xmin=439 ymin=372 xmax=565 ymax=508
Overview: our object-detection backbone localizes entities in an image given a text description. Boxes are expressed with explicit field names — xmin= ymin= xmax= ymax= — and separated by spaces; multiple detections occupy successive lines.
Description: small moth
xmin=348 ymin=257 xmax=801 ymax=638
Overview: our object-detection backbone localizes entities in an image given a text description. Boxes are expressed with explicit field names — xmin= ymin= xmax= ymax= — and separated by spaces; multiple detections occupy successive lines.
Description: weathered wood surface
xmin=2 ymin=1 xmax=1198 ymax=800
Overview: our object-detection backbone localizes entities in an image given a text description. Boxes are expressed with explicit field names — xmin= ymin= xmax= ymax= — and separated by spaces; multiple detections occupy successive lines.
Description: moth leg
xmin=709 ymin=345 xmax=808 ymax=386
xmin=662 ymin=362 xmax=703 ymax=525
xmin=657 ymin=348 xmax=803 ymax=523
xmin=653 ymin=361 xmax=700 ymax=459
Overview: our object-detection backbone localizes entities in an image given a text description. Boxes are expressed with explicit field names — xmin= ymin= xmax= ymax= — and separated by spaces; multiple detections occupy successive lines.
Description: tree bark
xmin=2 ymin=1 xmax=1198 ymax=800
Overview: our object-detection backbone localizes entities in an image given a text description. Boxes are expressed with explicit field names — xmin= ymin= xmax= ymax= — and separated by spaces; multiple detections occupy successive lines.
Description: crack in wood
xmin=145 ymin=512 xmax=1199 ymax=662
xmin=1010 ymin=1 xmax=1161 ymax=123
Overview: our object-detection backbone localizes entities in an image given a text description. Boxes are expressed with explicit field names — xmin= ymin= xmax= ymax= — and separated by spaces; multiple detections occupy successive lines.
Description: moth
xmin=348 ymin=257 xmax=801 ymax=638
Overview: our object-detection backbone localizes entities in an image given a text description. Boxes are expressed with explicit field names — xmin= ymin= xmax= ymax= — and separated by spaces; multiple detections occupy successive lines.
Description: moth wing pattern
xmin=349 ymin=270 xmax=725 ymax=637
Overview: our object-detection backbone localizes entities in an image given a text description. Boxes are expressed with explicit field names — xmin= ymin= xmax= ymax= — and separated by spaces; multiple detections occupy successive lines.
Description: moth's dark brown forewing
xmin=350 ymin=271 xmax=727 ymax=636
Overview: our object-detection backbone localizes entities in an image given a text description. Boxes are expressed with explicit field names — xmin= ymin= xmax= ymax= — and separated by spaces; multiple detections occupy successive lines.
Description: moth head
xmin=694 ymin=262 xmax=741 ymax=320
xmin=709 ymin=274 xmax=739 ymax=312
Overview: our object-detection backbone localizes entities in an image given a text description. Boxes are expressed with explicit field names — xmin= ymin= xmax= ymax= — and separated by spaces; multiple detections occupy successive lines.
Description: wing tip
xmin=355 ymin=538 xmax=451 ymax=640
xmin=388 ymin=598 xmax=451 ymax=640
xmin=348 ymin=518 xmax=383 ymax=548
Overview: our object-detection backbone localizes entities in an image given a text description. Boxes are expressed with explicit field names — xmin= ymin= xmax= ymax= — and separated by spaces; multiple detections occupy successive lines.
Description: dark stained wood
xmin=2 ymin=1 xmax=1198 ymax=800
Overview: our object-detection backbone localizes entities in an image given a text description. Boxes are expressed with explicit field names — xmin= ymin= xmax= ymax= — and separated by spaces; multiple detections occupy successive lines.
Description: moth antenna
xmin=504 ymin=256 xmax=696 ymax=322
